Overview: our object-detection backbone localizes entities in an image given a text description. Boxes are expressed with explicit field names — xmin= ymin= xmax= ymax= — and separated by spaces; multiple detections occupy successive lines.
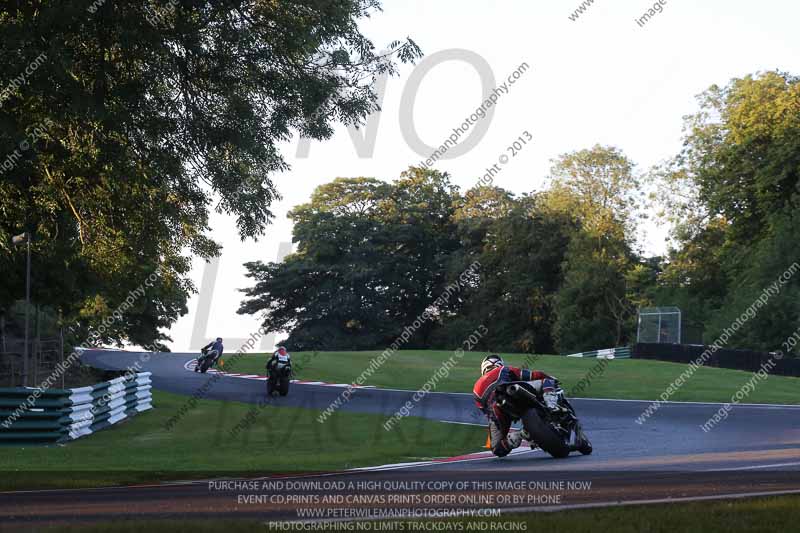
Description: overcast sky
xmin=164 ymin=0 xmax=800 ymax=352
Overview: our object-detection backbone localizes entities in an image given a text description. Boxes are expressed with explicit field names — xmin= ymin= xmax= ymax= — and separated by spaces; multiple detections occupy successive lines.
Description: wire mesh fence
xmin=637 ymin=307 xmax=682 ymax=344
xmin=0 ymin=306 xmax=66 ymax=388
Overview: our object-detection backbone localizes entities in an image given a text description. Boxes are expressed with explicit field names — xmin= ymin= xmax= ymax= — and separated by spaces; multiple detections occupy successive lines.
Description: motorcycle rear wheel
xmin=520 ymin=409 xmax=571 ymax=459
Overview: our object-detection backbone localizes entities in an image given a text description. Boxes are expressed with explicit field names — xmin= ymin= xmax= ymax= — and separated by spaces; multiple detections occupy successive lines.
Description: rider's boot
xmin=507 ymin=429 xmax=533 ymax=450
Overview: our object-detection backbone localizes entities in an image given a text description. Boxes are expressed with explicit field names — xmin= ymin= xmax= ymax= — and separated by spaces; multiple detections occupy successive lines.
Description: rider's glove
xmin=543 ymin=390 xmax=559 ymax=410
xmin=541 ymin=378 xmax=559 ymax=410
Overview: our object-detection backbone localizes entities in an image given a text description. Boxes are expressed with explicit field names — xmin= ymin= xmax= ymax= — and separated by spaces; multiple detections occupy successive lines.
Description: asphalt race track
xmin=2 ymin=349 xmax=800 ymax=527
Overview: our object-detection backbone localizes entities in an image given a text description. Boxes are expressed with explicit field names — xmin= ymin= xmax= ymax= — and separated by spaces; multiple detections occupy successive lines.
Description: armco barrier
xmin=0 ymin=372 xmax=152 ymax=446
xmin=565 ymin=346 xmax=631 ymax=359
xmin=632 ymin=343 xmax=800 ymax=377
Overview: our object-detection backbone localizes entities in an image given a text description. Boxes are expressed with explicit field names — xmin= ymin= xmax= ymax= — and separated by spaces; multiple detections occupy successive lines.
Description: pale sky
xmin=165 ymin=0 xmax=800 ymax=351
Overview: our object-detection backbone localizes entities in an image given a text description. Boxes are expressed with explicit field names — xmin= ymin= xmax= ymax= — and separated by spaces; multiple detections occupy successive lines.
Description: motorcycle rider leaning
xmin=473 ymin=354 xmax=560 ymax=457
xmin=199 ymin=337 xmax=224 ymax=368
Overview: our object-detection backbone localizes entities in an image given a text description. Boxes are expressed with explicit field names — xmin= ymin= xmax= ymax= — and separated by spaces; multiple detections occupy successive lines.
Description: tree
xmin=544 ymin=146 xmax=642 ymax=352
xmin=377 ymin=167 xmax=461 ymax=331
xmin=0 ymin=1 xmax=420 ymax=346
xmin=544 ymin=144 xmax=642 ymax=241
xmin=436 ymin=191 xmax=573 ymax=353
xmin=657 ymin=71 xmax=800 ymax=350
xmin=239 ymin=169 xmax=459 ymax=350
xmin=671 ymin=71 xmax=800 ymax=244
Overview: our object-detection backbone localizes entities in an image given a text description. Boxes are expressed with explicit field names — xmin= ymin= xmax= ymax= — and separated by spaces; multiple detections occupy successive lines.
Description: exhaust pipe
xmin=506 ymin=383 xmax=540 ymax=404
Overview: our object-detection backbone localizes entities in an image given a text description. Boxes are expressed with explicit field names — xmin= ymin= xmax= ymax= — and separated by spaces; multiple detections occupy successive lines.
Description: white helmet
xmin=480 ymin=354 xmax=504 ymax=375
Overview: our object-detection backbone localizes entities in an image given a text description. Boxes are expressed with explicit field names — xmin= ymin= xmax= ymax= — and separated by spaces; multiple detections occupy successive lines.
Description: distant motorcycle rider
xmin=472 ymin=354 xmax=560 ymax=457
xmin=196 ymin=337 xmax=224 ymax=372
xmin=267 ymin=346 xmax=291 ymax=374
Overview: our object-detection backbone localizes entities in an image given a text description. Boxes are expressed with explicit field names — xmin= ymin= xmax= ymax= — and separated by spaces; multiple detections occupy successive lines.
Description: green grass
xmin=30 ymin=495 xmax=800 ymax=532
xmin=1 ymin=389 xmax=485 ymax=491
xmin=221 ymin=350 xmax=800 ymax=404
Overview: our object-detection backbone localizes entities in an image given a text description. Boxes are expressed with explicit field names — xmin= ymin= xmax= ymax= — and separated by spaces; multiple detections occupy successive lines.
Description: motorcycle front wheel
xmin=520 ymin=409 xmax=571 ymax=459
xmin=575 ymin=423 xmax=593 ymax=455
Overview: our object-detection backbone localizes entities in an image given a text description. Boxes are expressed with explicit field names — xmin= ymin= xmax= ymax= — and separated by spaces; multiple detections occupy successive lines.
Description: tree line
xmin=0 ymin=1 xmax=796 ymax=356
xmin=0 ymin=1 xmax=420 ymax=349
xmin=239 ymin=71 xmax=800 ymax=355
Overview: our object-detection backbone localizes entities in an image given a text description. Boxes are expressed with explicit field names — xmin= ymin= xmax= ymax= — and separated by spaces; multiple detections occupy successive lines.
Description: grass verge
xmin=220 ymin=350 xmax=800 ymax=404
xmin=1 ymin=389 xmax=485 ymax=491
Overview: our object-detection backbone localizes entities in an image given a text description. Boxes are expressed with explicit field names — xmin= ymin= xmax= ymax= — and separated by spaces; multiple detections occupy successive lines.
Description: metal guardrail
xmin=0 ymin=372 xmax=152 ymax=446
xmin=565 ymin=346 xmax=632 ymax=359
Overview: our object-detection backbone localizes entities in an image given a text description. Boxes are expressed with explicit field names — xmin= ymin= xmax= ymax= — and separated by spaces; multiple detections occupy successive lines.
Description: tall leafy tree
xmin=0 ymin=1 xmax=420 ymax=346
xmin=239 ymin=169 xmax=458 ymax=350
xmin=437 ymin=189 xmax=573 ymax=353
xmin=657 ymin=71 xmax=800 ymax=350
xmin=378 ymin=167 xmax=460 ymax=332
xmin=545 ymin=145 xmax=642 ymax=352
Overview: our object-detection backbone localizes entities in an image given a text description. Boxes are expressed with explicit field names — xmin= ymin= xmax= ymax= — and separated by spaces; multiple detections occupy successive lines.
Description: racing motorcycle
xmin=266 ymin=359 xmax=292 ymax=396
xmin=494 ymin=380 xmax=592 ymax=458
xmin=194 ymin=348 xmax=220 ymax=374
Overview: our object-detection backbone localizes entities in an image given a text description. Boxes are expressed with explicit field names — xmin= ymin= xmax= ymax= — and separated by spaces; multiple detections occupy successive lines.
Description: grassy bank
xmin=220 ymin=350 xmax=800 ymax=404
xmin=1 ymin=389 xmax=485 ymax=490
